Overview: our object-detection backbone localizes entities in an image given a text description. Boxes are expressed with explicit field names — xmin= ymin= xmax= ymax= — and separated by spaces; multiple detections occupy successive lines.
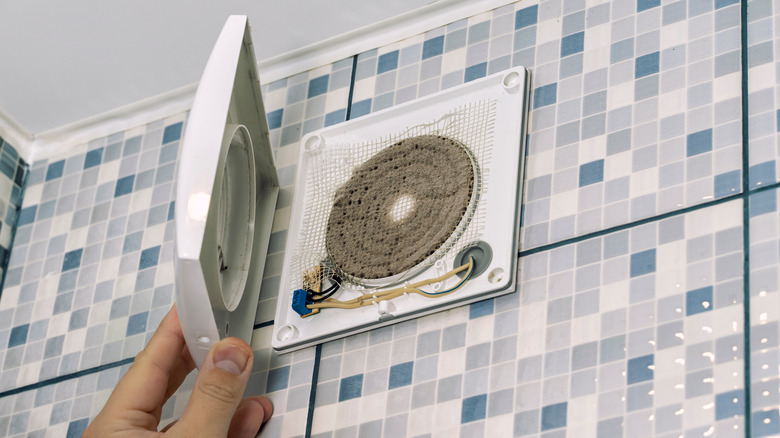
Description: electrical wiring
xmin=308 ymin=275 xmax=341 ymax=302
xmin=306 ymin=256 xmax=475 ymax=311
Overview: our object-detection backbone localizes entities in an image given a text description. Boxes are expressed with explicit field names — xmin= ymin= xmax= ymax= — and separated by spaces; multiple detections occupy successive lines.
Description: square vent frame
xmin=272 ymin=67 xmax=531 ymax=353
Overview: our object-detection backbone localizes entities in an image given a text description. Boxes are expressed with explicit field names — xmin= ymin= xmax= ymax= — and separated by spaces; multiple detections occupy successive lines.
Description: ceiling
xmin=0 ymin=1 xmax=436 ymax=134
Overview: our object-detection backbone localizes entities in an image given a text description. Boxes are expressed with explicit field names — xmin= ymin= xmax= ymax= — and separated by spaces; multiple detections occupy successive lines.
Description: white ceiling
xmin=0 ymin=1 xmax=436 ymax=134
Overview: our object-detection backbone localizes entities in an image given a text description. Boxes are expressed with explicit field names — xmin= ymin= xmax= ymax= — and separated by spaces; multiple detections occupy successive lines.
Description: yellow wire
xmin=308 ymin=258 xmax=474 ymax=310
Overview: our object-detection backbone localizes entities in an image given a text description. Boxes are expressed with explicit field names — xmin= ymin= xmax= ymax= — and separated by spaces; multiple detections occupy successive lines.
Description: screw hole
xmin=487 ymin=268 xmax=505 ymax=284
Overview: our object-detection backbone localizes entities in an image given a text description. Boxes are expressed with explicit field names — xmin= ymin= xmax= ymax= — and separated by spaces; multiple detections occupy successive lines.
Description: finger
xmin=168 ymin=337 xmax=253 ymax=437
xmin=226 ymin=397 xmax=273 ymax=438
xmin=163 ymin=343 xmax=197 ymax=403
xmin=100 ymin=305 xmax=189 ymax=424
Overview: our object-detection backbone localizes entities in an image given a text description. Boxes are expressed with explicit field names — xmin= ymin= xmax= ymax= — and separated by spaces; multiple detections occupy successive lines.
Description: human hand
xmin=85 ymin=305 xmax=273 ymax=437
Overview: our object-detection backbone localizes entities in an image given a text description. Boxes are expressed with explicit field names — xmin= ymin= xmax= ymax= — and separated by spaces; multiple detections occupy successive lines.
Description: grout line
xmin=0 ymin=357 xmax=135 ymax=400
xmin=518 ymin=192 xmax=743 ymax=258
xmin=344 ymin=56 xmax=359 ymax=122
xmin=740 ymin=0 xmax=753 ymax=433
xmin=749 ymin=179 xmax=780 ymax=194
xmin=303 ymin=54 xmax=359 ymax=438
xmin=253 ymin=320 xmax=274 ymax=330
xmin=304 ymin=344 xmax=323 ymax=438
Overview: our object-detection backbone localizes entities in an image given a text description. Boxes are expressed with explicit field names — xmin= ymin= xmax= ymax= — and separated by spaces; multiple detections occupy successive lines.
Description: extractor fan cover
xmin=174 ymin=16 xmax=279 ymax=367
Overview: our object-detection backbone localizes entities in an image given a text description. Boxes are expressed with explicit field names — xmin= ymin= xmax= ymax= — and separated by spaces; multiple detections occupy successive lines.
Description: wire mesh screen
xmin=289 ymin=98 xmax=497 ymax=292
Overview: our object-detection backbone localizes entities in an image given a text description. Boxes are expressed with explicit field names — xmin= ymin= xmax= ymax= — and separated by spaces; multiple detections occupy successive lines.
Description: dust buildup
xmin=326 ymin=135 xmax=474 ymax=279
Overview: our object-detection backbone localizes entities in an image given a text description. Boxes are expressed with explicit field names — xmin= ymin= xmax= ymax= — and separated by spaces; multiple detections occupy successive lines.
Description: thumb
xmin=170 ymin=337 xmax=253 ymax=437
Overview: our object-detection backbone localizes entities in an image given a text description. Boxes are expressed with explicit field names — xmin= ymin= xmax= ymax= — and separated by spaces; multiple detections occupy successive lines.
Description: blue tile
xmin=325 ymin=109 xmax=347 ymax=127
xmin=124 ymin=135 xmax=142 ymax=155
xmin=0 ymin=152 xmax=15 ymax=179
xmin=5 ymin=141 xmax=18 ymax=160
xmin=66 ymin=418 xmax=89 ymax=438
xmin=715 ymin=389 xmax=744 ymax=420
xmin=754 ymin=409 xmax=780 ymax=437
xmin=751 ymin=189 xmax=777 ymax=217
xmin=714 ymin=170 xmax=740 ymax=198
xmin=377 ymin=51 xmax=400 ymax=74
xmin=267 ymin=366 xmax=291 ymax=392
xmin=579 ymin=160 xmax=604 ymax=187
xmin=8 ymin=324 xmax=29 ymax=347
xmin=686 ymin=129 xmax=712 ymax=157
xmin=126 ymin=311 xmax=148 ymax=336
xmin=58 ymin=272 xmax=78 ymax=293
xmin=541 ymin=402 xmax=567 ymax=430
xmin=308 ymin=75 xmax=330 ymax=99
xmin=686 ymin=286 xmax=713 ymax=316
xmin=159 ymin=143 xmax=178 ymax=164
xmin=5 ymin=207 xmax=17 ymax=227
xmin=339 ymin=374 xmax=364 ymax=402
xmin=777 ymin=109 xmax=780 ymax=132
xmin=469 ymin=299 xmax=494 ymax=319
xmin=268 ymin=78 xmax=287 ymax=91
xmin=637 ymin=0 xmax=661 ymax=12
xmin=750 ymin=161 xmax=776 ymax=189
xmin=10 ymin=185 xmax=22 ymax=206
xmin=515 ymin=5 xmax=539 ymax=30
xmin=461 ymin=394 xmax=487 ymax=423
xmin=533 ymin=83 xmax=557 ymax=109
xmin=114 ymin=175 xmax=135 ymax=197
xmin=465 ymin=62 xmax=488 ymax=83
xmin=14 ymin=163 xmax=26 ymax=186
xmin=17 ymin=205 xmax=37 ymax=226
xmin=389 ymin=361 xmax=414 ymax=389
xmin=122 ymin=232 xmax=143 ymax=254
xmin=139 ymin=246 xmax=161 ymax=270
xmin=84 ymin=148 xmax=103 ymax=169
xmin=168 ymin=201 xmax=175 ymax=221
xmin=561 ymin=32 xmax=585 ymax=58
xmin=514 ymin=409 xmax=540 ymax=435
xmin=267 ymin=109 xmax=284 ymax=130
xmin=45 ymin=160 xmax=65 ymax=181
xmin=351 ymin=99 xmax=372 ymax=119
xmin=630 ymin=249 xmax=656 ymax=277
xmin=635 ymin=52 xmax=660 ymax=79
xmin=422 ymin=36 xmax=445 ymax=60
xmin=62 ymin=249 xmax=83 ymax=272
xmin=715 ymin=0 xmax=738 ymax=8
xmin=10 ymin=184 xmax=21 ymax=206
xmin=163 ymin=122 xmax=183 ymax=144
xmin=627 ymin=354 xmax=654 ymax=384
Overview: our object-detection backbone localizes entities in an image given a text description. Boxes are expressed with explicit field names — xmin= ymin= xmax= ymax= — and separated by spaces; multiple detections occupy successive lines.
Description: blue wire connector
xmin=292 ymin=289 xmax=317 ymax=317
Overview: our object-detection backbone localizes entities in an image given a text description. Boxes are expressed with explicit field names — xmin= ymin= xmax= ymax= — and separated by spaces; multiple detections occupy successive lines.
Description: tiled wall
xmin=0 ymin=137 xmax=28 ymax=292
xmin=2 ymin=0 xmax=780 ymax=437
xmin=309 ymin=201 xmax=746 ymax=437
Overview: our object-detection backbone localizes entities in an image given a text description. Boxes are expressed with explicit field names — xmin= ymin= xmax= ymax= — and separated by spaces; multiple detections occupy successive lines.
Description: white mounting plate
xmin=273 ymin=67 xmax=530 ymax=352
xmin=174 ymin=16 xmax=279 ymax=368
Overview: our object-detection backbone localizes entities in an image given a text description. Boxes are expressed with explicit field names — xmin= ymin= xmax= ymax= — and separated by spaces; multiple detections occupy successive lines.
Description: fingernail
xmin=214 ymin=344 xmax=250 ymax=375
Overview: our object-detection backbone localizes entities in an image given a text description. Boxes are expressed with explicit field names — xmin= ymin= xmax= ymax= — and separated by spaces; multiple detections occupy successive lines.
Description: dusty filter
xmin=326 ymin=134 xmax=476 ymax=280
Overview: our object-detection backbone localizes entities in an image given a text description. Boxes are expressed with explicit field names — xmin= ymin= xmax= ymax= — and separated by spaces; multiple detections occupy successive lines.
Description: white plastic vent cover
xmin=273 ymin=67 xmax=531 ymax=352
xmin=175 ymin=16 xmax=279 ymax=368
